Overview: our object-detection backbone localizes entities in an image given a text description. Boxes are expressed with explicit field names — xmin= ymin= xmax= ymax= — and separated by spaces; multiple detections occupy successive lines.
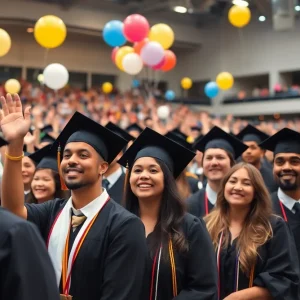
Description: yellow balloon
xmin=0 ymin=29 xmax=11 ymax=57
xmin=181 ymin=77 xmax=193 ymax=90
xmin=5 ymin=79 xmax=21 ymax=94
xmin=115 ymin=46 xmax=134 ymax=71
xmin=216 ymin=72 xmax=234 ymax=90
xmin=34 ymin=15 xmax=67 ymax=49
xmin=149 ymin=24 xmax=174 ymax=50
xmin=228 ymin=5 xmax=251 ymax=28
xmin=102 ymin=82 xmax=113 ymax=94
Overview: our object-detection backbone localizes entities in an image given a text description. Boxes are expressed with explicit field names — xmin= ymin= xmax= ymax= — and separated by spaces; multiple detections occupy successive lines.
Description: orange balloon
xmin=161 ymin=50 xmax=176 ymax=72
xmin=134 ymin=38 xmax=149 ymax=55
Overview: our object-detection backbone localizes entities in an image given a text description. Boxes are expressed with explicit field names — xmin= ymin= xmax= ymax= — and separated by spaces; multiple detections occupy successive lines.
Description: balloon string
xmin=238 ymin=29 xmax=245 ymax=66
xmin=43 ymin=48 xmax=49 ymax=67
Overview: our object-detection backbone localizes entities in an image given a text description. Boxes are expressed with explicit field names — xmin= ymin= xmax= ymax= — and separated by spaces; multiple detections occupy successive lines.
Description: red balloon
xmin=111 ymin=47 xmax=119 ymax=63
xmin=123 ymin=14 xmax=150 ymax=42
xmin=161 ymin=50 xmax=176 ymax=72
xmin=152 ymin=57 xmax=166 ymax=70
xmin=133 ymin=38 xmax=148 ymax=55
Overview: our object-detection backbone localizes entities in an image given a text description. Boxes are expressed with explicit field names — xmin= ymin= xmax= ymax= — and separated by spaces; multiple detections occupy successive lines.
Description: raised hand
xmin=0 ymin=94 xmax=31 ymax=143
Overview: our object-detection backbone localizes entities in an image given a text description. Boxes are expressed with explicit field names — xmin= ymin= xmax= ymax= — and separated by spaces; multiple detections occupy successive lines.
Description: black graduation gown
xmin=187 ymin=176 xmax=201 ymax=194
xmin=219 ymin=216 xmax=300 ymax=300
xmin=107 ymin=172 xmax=125 ymax=204
xmin=260 ymin=164 xmax=278 ymax=194
xmin=271 ymin=192 xmax=300 ymax=265
xmin=142 ymin=213 xmax=218 ymax=300
xmin=0 ymin=207 xmax=59 ymax=300
xmin=25 ymin=198 xmax=148 ymax=300
xmin=187 ymin=188 xmax=214 ymax=218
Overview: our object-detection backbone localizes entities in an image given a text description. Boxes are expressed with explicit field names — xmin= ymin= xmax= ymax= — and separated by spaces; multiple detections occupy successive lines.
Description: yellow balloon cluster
xmin=149 ymin=24 xmax=174 ymax=50
xmin=0 ymin=29 xmax=11 ymax=57
xmin=115 ymin=46 xmax=134 ymax=71
xmin=5 ymin=79 xmax=21 ymax=94
xmin=102 ymin=82 xmax=113 ymax=94
xmin=34 ymin=15 xmax=67 ymax=48
xmin=216 ymin=72 xmax=234 ymax=90
xmin=228 ymin=5 xmax=251 ymax=28
xmin=181 ymin=77 xmax=193 ymax=90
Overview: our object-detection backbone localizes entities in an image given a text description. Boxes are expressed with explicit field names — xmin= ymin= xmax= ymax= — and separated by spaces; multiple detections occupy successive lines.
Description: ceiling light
xmin=232 ymin=0 xmax=249 ymax=7
xmin=173 ymin=6 xmax=187 ymax=13
xmin=259 ymin=15 xmax=266 ymax=22
xmin=27 ymin=27 xmax=34 ymax=33
xmin=295 ymin=5 xmax=300 ymax=12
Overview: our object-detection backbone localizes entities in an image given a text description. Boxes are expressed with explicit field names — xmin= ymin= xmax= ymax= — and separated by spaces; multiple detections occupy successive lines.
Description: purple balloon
xmin=140 ymin=41 xmax=165 ymax=66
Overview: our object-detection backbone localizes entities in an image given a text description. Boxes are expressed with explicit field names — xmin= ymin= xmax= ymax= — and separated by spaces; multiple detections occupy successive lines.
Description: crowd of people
xmin=1 ymin=85 xmax=300 ymax=300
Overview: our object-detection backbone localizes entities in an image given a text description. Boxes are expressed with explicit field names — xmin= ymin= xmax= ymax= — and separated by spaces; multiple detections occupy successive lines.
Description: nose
xmin=139 ymin=170 xmax=150 ymax=179
xmin=282 ymin=161 xmax=292 ymax=171
xmin=233 ymin=182 xmax=243 ymax=191
xmin=211 ymin=157 xmax=219 ymax=165
xmin=67 ymin=154 xmax=78 ymax=166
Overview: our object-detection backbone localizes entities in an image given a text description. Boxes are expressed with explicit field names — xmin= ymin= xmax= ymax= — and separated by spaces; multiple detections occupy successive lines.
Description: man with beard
xmin=0 ymin=94 xmax=148 ymax=300
xmin=236 ymin=124 xmax=277 ymax=193
xmin=103 ymin=122 xmax=134 ymax=204
xmin=260 ymin=128 xmax=300 ymax=263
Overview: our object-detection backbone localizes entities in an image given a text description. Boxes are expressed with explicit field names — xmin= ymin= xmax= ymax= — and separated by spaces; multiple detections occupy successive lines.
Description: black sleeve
xmin=254 ymin=217 xmax=300 ymax=300
xmin=187 ymin=190 xmax=202 ymax=218
xmin=0 ymin=221 xmax=60 ymax=300
xmin=175 ymin=217 xmax=218 ymax=300
xmin=100 ymin=216 xmax=148 ymax=300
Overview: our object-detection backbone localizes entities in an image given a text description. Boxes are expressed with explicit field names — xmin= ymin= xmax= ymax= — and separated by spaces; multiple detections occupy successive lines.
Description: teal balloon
xmin=205 ymin=81 xmax=219 ymax=98
xmin=165 ymin=90 xmax=175 ymax=101
xmin=103 ymin=20 xmax=126 ymax=47
xmin=132 ymin=79 xmax=140 ymax=88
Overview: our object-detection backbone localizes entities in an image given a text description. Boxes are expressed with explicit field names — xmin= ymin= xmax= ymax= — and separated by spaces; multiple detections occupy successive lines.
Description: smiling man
xmin=260 ymin=128 xmax=300 ymax=264
xmin=0 ymin=94 xmax=148 ymax=300
xmin=236 ymin=125 xmax=277 ymax=193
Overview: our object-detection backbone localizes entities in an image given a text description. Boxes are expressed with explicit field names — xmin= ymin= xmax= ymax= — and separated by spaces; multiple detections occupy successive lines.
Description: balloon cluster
xmin=103 ymin=15 xmax=177 ymax=75
xmin=204 ymin=72 xmax=234 ymax=99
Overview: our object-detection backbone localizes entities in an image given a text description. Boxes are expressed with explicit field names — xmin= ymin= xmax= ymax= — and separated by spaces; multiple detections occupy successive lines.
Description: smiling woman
xmin=119 ymin=127 xmax=218 ymax=300
xmin=205 ymin=163 xmax=300 ymax=300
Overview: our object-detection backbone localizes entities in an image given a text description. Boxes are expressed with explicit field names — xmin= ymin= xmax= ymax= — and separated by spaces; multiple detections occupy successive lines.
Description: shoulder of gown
xmin=187 ymin=188 xmax=206 ymax=218
xmin=253 ymin=215 xmax=300 ymax=299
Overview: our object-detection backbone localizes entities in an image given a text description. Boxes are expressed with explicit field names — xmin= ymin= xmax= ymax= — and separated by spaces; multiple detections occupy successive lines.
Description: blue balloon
xmin=204 ymin=81 xmax=219 ymax=98
xmin=103 ymin=20 xmax=126 ymax=47
xmin=132 ymin=79 xmax=140 ymax=88
xmin=165 ymin=90 xmax=176 ymax=101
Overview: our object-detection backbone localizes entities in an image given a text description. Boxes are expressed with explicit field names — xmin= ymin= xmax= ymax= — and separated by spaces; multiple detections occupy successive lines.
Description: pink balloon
xmin=152 ymin=57 xmax=166 ymax=70
xmin=123 ymin=14 xmax=150 ymax=42
xmin=140 ymin=41 xmax=165 ymax=66
xmin=111 ymin=47 xmax=119 ymax=63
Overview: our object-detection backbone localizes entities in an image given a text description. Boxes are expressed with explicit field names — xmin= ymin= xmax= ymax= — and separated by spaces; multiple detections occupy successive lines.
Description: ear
xmin=98 ymin=161 xmax=109 ymax=176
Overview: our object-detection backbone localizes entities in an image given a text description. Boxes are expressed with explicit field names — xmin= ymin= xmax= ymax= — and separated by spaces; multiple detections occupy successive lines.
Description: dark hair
xmin=27 ymin=169 xmax=70 ymax=204
xmin=123 ymin=159 xmax=188 ymax=259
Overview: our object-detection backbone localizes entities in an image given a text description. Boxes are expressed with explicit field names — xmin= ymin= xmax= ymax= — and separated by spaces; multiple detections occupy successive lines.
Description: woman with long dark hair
xmin=188 ymin=126 xmax=248 ymax=218
xmin=26 ymin=145 xmax=70 ymax=204
xmin=205 ymin=162 xmax=299 ymax=299
xmin=119 ymin=128 xmax=218 ymax=300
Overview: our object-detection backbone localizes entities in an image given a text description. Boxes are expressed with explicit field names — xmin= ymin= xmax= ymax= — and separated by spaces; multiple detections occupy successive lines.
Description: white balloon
xmin=157 ymin=105 xmax=170 ymax=120
xmin=43 ymin=63 xmax=69 ymax=90
xmin=122 ymin=53 xmax=143 ymax=75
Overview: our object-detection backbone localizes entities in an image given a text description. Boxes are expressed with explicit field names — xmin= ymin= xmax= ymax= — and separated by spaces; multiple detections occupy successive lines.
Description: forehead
xmin=23 ymin=156 xmax=35 ymax=165
xmin=204 ymin=148 xmax=228 ymax=156
xmin=275 ymin=153 xmax=300 ymax=160
xmin=244 ymin=141 xmax=259 ymax=147
xmin=133 ymin=156 xmax=159 ymax=166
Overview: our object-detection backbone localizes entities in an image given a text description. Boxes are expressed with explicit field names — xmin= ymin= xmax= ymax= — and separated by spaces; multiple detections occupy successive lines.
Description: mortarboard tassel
xmin=122 ymin=161 xmax=130 ymax=206
xmin=57 ymin=144 xmax=69 ymax=191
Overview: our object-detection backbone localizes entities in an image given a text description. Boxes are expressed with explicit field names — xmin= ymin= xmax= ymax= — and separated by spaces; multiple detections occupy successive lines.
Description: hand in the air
xmin=0 ymin=94 xmax=31 ymax=143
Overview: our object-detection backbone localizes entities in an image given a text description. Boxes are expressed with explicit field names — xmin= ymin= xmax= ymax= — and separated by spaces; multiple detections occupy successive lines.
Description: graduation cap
xmin=193 ymin=126 xmax=248 ymax=159
xmin=28 ymin=144 xmax=58 ymax=172
xmin=169 ymin=128 xmax=188 ymax=141
xmin=40 ymin=124 xmax=53 ymax=134
xmin=105 ymin=122 xmax=135 ymax=142
xmin=259 ymin=128 xmax=300 ymax=156
xmin=126 ymin=123 xmax=143 ymax=134
xmin=119 ymin=127 xmax=196 ymax=178
xmin=53 ymin=111 xmax=128 ymax=164
xmin=236 ymin=125 xmax=269 ymax=145
xmin=165 ymin=130 xmax=193 ymax=151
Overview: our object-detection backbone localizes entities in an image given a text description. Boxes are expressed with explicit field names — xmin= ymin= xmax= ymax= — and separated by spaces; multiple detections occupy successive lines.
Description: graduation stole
xmin=217 ymin=231 xmax=255 ymax=300
xmin=149 ymin=239 xmax=177 ymax=300
xmin=279 ymin=201 xmax=288 ymax=222
xmin=47 ymin=192 xmax=110 ymax=295
xmin=205 ymin=192 xmax=209 ymax=216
